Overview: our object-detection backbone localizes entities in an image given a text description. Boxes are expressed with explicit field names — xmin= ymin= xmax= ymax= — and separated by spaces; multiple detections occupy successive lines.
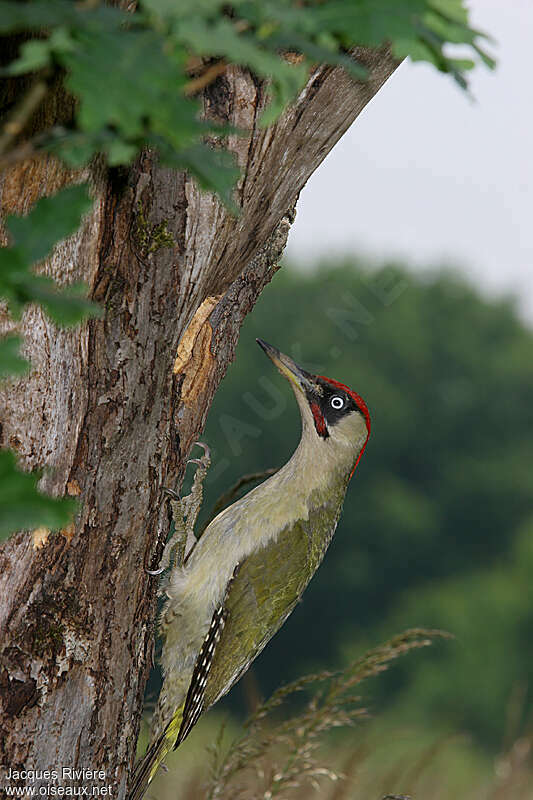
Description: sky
xmin=285 ymin=0 xmax=533 ymax=319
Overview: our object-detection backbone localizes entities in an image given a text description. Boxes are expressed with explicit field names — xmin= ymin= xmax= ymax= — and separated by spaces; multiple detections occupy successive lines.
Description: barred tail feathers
xmin=127 ymin=707 xmax=183 ymax=800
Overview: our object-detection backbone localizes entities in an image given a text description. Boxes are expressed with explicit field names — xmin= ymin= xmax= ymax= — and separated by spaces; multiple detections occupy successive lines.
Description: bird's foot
xmin=146 ymin=443 xmax=211 ymax=581
xmin=181 ymin=442 xmax=211 ymax=536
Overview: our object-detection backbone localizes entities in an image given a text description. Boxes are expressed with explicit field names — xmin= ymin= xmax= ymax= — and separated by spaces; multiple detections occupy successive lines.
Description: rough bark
xmin=0 ymin=49 xmax=397 ymax=797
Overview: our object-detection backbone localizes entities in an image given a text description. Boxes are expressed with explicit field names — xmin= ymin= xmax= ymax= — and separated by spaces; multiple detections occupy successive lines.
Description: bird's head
xmin=257 ymin=339 xmax=370 ymax=477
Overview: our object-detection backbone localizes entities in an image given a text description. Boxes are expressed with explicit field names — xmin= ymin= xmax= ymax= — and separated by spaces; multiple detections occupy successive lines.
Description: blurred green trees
xmin=199 ymin=259 xmax=533 ymax=751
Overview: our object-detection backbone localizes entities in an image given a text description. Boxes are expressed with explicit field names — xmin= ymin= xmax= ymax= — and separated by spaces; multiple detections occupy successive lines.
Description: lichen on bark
xmin=134 ymin=198 xmax=175 ymax=257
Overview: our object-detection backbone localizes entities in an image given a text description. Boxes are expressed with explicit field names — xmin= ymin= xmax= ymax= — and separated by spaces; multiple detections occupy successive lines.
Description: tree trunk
xmin=0 ymin=50 xmax=397 ymax=797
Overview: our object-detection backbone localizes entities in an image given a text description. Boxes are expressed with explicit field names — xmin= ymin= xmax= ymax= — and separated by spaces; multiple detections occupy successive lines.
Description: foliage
xmin=200 ymin=259 xmax=533 ymax=750
xmin=0 ymin=185 xmax=101 ymax=541
xmin=0 ymin=450 xmax=76 ymax=539
xmin=0 ymin=0 xmax=492 ymax=177
xmin=0 ymin=334 xmax=28 ymax=378
xmin=0 ymin=3 xmax=493 ymax=534
xmin=0 ymin=184 xmax=99 ymax=324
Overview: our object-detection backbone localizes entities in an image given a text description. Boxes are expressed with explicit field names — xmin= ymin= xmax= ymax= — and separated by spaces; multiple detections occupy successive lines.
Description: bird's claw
xmin=149 ymin=442 xmax=210 ymax=579
xmin=162 ymin=486 xmax=180 ymax=500
xmin=193 ymin=441 xmax=210 ymax=459
xmin=145 ymin=564 xmax=166 ymax=576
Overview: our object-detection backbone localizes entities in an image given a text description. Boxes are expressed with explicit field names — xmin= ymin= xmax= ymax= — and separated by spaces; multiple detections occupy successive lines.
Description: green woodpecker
xmin=128 ymin=339 xmax=370 ymax=800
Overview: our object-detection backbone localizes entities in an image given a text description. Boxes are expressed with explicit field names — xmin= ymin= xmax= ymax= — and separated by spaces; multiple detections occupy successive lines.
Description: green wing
xmin=203 ymin=493 xmax=344 ymax=710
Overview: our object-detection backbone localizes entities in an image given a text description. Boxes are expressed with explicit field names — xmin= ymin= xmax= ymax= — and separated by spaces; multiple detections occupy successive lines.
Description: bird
xmin=128 ymin=338 xmax=371 ymax=800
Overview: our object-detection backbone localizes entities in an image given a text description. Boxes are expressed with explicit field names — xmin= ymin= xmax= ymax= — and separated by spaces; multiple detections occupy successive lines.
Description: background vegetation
xmin=146 ymin=256 xmax=533 ymax=797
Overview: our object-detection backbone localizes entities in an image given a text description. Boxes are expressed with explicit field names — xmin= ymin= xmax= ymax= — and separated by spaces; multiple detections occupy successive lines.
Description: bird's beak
xmin=256 ymin=339 xmax=316 ymax=397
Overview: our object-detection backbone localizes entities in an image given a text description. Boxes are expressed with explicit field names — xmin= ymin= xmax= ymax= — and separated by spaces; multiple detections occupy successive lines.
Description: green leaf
xmin=424 ymin=10 xmax=478 ymax=45
xmin=22 ymin=277 xmax=103 ymax=326
xmin=158 ymin=141 xmax=240 ymax=212
xmin=0 ymin=185 xmax=102 ymax=324
xmin=0 ymin=0 xmax=77 ymax=32
xmin=472 ymin=43 xmax=497 ymax=70
xmin=141 ymin=0 xmax=228 ymax=22
xmin=175 ymin=18 xmax=309 ymax=123
xmin=3 ymin=26 xmax=77 ymax=75
xmin=267 ymin=33 xmax=367 ymax=80
xmin=176 ymin=18 xmax=284 ymax=74
xmin=307 ymin=0 xmax=429 ymax=48
xmin=44 ymin=130 xmax=108 ymax=168
xmin=429 ymin=0 xmax=469 ymax=25
xmin=45 ymin=129 xmax=140 ymax=168
xmin=106 ymin=138 xmax=140 ymax=167
xmin=0 ymin=249 xmax=33 ymax=317
xmin=3 ymin=39 xmax=52 ymax=75
xmin=0 ymin=335 xmax=29 ymax=379
xmin=0 ymin=0 xmax=126 ymax=34
xmin=0 ymin=450 xmax=76 ymax=541
xmin=6 ymin=184 xmax=92 ymax=264
xmin=393 ymin=36 xmax=437 ymax=63
xmin=63 ymin=30 xmax=194 ymax=138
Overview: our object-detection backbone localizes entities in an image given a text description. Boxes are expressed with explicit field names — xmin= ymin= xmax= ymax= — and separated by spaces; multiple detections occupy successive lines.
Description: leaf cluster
xmin=0 ymin=184 xmax=99 ymax=324
xmin=0 ymin=0 xmax=494 ymax=191
xmin=0 ymin=450 xmax=76 ymax=540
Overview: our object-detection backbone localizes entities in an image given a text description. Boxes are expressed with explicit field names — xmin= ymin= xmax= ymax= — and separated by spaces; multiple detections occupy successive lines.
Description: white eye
xmin=330 ymin=396 xmax=344 ymax=410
